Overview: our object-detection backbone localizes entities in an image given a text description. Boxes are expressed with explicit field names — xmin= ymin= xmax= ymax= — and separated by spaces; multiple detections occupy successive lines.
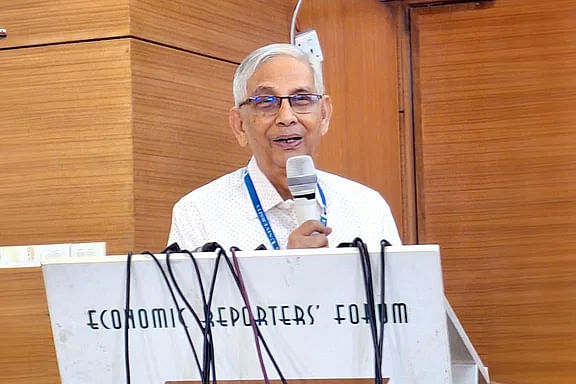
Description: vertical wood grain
xmin=393 ymin=3 xmax=419 ymax=244
xmin=298 ymin=0 xmax=404 ymax=241
xmin=131 ymin=39 xmax=249 ymax=252
xmin=0 ymin=39 xmax=135 ymax=254
xmin=411 ymin=0 xmax=576 ymax=382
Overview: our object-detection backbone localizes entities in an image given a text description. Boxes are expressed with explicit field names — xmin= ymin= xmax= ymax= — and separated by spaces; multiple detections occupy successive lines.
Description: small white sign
xmin=0 ymin=242 xmax=106 ymax=267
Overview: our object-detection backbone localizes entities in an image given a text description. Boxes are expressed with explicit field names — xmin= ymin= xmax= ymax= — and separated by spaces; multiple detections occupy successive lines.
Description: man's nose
xmin=275 ymin=98 xmax=297 ymax=126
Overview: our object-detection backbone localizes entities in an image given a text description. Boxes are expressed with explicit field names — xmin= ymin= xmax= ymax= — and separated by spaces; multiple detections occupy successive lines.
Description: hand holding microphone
xmin=286 ymin=155 xmax=332 ymax=249
xmin=287 ymin=220 xmax=332 ymax=249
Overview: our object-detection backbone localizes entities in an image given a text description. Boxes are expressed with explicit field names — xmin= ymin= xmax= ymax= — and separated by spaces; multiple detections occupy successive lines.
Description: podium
xmin=41 ymin=245 xmax=489 ymax=384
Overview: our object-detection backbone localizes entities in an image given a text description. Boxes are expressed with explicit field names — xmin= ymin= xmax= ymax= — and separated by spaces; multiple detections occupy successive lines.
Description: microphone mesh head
xmin=286 ymin=155 xmax=316 ymax=177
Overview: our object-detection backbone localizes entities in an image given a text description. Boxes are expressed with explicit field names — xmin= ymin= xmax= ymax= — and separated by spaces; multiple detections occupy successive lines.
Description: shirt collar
xmin=244 ymin=157 xmax=327 ymax=219
xmin=245 ymin=157 xmax=285 ymax=218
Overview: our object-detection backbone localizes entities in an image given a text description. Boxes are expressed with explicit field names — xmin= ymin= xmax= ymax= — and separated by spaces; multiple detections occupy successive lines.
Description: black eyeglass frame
xmin=238 ymin=94 xmax=323 ymax=111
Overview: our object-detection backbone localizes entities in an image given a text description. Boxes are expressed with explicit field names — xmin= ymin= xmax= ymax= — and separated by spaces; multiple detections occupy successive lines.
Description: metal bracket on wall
xmin=0 ymin=29 xmax=7 ymax=38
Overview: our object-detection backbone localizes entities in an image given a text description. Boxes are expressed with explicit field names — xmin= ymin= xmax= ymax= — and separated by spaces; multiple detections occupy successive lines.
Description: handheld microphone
xmin=286 ymin=155 xmax=322 ymax=225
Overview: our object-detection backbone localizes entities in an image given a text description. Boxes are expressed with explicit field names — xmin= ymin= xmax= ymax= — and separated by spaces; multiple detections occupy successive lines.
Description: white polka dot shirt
xmin=168 ymin=157 xmax=401 ymax=251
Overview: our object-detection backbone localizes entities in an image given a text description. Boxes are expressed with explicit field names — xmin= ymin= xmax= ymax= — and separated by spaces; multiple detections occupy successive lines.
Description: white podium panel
xmin=42 ymin=245 xmax=468 ymax=384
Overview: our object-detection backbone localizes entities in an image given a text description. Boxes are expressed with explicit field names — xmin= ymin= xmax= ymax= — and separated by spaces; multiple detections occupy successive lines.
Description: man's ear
xmin=320 ymin=95 xmax=333 ymax=136
xmin=229 ymin=107 xmax=248 ymax=147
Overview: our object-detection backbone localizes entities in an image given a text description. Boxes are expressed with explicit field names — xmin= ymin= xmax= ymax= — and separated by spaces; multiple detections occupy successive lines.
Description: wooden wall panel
xmin=298 ymin=0 xmax=405 ymax=241
xmin=130 ymin=0 xmax=296 ymax=63
xmin=0 ymin=0 xmax=294 ymax=62
xmin=411 ymin=0 xmax=576 ymax=382
xmin=0 ymin=267 xmax=59 ymax=383
xmin=0 ymin=0 xmax=129 ymax=48
xmin=131 ymin=39 xmax=249 ymax=252
xmin=0 ymin=39 xmax=134 ymax=254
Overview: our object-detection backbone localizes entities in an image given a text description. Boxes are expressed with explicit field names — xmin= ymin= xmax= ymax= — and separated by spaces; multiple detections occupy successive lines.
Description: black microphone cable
xmin=352 ymin=237 xmax=383 ymax=384
xmin=377 ymin=239 xmax=391 ymax=375
xmin=164 ymin=243 xmax=241 ymax=384
xmin=192 ymin=242 xmax=227 ymax=384
xmin=165 ymin=250 xmax=206 ymax=330
xmin=230 ymin=246 xmax=271 ymax=384
xmin=165 ymin=249 xmax=217 ymax=384
xmin=163 ymin=243 xmax=218 ymax=383
xmin=124 ymin=252 xmax=133 ymax=384
xmin=213 ymin=244 xmax=288 ymax=384
xmin=198 ymin=246 xmax=223 ymax=384
xmin=184 ymin=242 xmax=288 ymax=384
xmin=203 ymin=246 xmax=229 ymax=384
xmin=124 ymin=251 xmax=204 ymax=382
xmin=125 ymin=243 xmax=288 ymax=384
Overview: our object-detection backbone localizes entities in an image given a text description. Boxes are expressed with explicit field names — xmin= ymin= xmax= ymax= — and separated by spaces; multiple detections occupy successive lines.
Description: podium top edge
xmin=40 ymin=244 xmax=440 ymax=266
xmin=229 ymin=244 xmax=439 ymax=258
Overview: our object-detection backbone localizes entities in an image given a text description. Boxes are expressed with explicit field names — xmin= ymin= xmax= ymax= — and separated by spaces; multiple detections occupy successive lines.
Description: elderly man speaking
xmin=168 ymin=43 xmax=401 ymax=251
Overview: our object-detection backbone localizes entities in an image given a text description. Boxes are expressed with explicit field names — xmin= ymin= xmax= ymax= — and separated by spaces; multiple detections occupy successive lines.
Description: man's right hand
xmin=287 ymin=220 xmax=333 ymax=249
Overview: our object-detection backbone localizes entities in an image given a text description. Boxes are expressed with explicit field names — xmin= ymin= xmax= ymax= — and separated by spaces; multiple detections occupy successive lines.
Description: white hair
xmin=233 ymin=43 xmax=325 ymax=107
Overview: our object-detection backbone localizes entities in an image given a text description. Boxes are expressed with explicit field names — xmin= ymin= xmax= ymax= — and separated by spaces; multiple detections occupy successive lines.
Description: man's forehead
xmin=250 ymin=84 xmax=314 ymax=96
xmin=245 ymin=56 xmax=315 ymax=95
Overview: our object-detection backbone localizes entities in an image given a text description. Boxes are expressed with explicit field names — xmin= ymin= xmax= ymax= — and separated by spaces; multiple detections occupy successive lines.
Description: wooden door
xmin=410 ymin=0 xmax=576 ymax=383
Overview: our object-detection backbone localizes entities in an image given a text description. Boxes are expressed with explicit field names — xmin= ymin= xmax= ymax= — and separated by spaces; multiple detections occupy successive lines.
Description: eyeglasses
xmin=239 ymin=94 xmax=323 ymax=115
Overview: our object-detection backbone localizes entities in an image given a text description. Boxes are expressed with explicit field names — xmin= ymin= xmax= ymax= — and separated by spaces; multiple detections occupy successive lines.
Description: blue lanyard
xmin=244 ymin=171 xmax=327 ymax=250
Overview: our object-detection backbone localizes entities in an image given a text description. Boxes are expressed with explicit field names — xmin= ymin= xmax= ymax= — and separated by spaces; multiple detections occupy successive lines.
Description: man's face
xmin=230 ymin=56 xmax=332 ymax=178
